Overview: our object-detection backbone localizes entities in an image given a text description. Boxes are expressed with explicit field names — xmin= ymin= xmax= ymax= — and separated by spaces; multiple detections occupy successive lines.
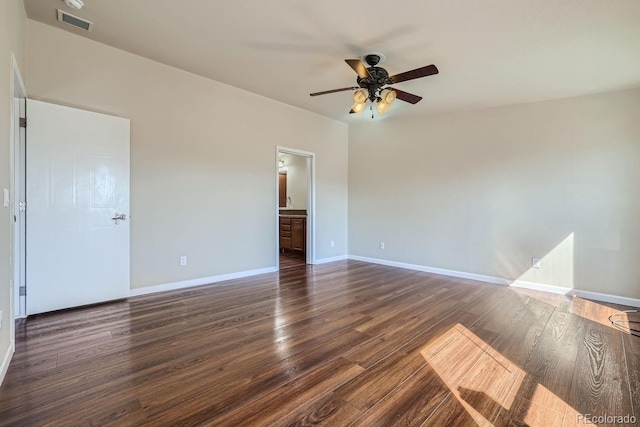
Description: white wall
xmin=280 ymin=153 xmax=307 ymax=209
xmin=26 ymin=20 xmax=348 ymax=290
xmin=0 ymin=0 xmax=27 ymax=380
xmin=349 ymin=89 xmax=640 ymax=299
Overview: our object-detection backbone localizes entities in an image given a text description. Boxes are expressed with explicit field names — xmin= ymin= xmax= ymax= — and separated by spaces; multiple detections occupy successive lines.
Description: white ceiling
xmin=24 ymin=0 xmax=640 ymax=123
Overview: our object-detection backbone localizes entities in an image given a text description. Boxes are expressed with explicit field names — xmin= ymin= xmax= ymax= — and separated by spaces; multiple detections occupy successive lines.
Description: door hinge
xmin=19 ymin=286 xmax=26 ymax=296
xmin=19 ymin=117 xmax=27 ymax=128
xmin=19 ymin=201 xmax=26 ymax=212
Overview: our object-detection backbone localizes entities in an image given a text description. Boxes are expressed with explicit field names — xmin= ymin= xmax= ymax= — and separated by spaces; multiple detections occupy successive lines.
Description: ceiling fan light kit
xmin=376 ymin=99 xmax=391 ymax=115
xmin=350 ymin=102 xmax=366 ymax=114
xmin=310 ymin=53 xmax=438 ymax=117
xmin=353 ymin=89 xmax=368 ymax=104
xmin=380 ymin=88 xmax=397 ymax=105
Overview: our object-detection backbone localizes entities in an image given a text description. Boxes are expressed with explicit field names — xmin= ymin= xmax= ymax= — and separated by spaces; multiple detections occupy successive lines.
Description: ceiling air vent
xmin=57 ymin=9 xmax=93 ymax=31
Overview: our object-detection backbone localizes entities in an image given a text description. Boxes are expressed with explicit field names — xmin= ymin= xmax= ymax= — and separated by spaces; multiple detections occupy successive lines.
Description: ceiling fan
xmin=310 ymin=53 xmax=438 ymax=116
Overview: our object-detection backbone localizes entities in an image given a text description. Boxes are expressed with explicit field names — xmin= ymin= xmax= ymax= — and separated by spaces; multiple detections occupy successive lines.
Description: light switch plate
xmin=3 ymin=188 xmax=9 ymax=207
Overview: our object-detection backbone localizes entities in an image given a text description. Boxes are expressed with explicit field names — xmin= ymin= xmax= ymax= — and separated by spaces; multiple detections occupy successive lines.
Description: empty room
xmin=1 ymin=0 xmax=639 ymax=425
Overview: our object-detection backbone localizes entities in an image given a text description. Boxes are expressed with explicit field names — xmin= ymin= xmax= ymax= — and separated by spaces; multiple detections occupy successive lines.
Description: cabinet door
xmin=292 ymin=218 xmax=306 ymax=252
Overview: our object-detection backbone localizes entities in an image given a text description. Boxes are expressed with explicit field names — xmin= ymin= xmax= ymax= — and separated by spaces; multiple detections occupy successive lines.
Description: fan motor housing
xmin=364 ymin=54 xmax=382 ymax=66
xmin=357 ymin=67 xmax=393 ymax=101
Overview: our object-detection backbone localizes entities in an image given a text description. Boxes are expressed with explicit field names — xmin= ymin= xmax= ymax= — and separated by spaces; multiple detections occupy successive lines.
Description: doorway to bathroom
xmin=276 ymin=147 xmax=315 ymax=270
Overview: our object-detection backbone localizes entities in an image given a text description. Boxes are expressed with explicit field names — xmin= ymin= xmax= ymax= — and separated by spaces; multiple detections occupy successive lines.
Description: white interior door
xmin=26 ymin=100 xmax=130 ymax=315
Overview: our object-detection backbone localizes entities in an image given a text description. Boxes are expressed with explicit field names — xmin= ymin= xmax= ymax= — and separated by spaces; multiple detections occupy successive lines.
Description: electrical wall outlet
xmin=180 ymin=256 xmax=187 ymax=266
xmin=532 ymin=257 xmax=541 ymax=268
xmin=330 ymin=240 xmax=335 ymax=247
xmin=379 ymin=242 xmax=385 ymax=249
xmin=0 ymin=310 xmax=3 ymax=329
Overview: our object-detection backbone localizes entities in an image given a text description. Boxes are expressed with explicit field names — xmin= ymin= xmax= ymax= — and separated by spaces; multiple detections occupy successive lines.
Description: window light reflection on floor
xmin=420 ymin=323 xmax=584 ymax=426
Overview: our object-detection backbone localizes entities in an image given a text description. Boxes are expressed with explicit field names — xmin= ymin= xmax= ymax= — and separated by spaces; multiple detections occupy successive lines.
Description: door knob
xmin=112 ymin=213 xmax=127 ymax=224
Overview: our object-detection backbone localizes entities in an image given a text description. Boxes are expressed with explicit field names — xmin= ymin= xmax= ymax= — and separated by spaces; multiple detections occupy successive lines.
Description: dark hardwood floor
xmin=0 ymin=260 xmax=638 ymax=426
xmin=279 ymin=250 xmax=306 ymax=269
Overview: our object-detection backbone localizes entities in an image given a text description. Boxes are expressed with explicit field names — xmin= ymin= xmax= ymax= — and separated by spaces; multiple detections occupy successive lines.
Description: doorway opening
xmin=276 ymin=147 xmax=315 ymax=270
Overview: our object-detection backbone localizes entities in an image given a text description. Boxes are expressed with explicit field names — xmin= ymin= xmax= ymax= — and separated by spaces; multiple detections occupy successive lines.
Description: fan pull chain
xmin=370 ymin=104 xmax=374 ymax=119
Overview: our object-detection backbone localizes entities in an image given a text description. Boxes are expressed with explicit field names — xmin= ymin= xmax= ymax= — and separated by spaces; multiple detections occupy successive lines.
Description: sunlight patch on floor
xmin=421 ymin=323 xmax=584 ymax=426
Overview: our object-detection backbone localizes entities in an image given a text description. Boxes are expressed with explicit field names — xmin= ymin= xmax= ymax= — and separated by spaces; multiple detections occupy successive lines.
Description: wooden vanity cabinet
xmin=279 ymin=216 xmax=306 ymax=253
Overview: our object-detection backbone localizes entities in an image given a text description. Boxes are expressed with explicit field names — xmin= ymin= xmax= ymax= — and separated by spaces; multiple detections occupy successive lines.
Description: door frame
xmin=275 ymin=146 xmax=316 ymax=268
xmin=10 ymin=54 xmax=27 ymax=326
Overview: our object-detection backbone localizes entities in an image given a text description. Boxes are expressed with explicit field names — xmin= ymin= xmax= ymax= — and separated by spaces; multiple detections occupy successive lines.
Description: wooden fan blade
xmin=390 ymin=64 xmax=438 ymax=84
xmin=310 ymin=86 xmax=360 ymax=96
xmin=393 ymin=88 xmax=423 ymax=104
xmin=345 ymin=59 xmax=371 ymax=79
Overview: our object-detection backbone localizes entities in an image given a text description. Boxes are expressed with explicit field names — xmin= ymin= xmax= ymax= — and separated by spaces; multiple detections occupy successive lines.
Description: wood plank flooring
xmin=0 ymin=260 xmax=638 ymax=426
xmin=279 ymin=251 xmax=306 ymax=270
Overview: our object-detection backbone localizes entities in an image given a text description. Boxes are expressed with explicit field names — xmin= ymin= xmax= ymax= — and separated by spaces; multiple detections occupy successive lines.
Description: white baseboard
xmin=314 ymin=255 xmax=348 ymax=265
xmin=348 ymin=255 xmax=511 ymax=285
xmin=348 ymin=255 xmax=640 ymax=308
xmin=129 ymin=256 xmax=640 ymax=308
xmin=130 ymin=266 xmax=278 ymax=297
xmin=566 ymin=289 xmax=640 ymax=308
xmin=0 ymin=341 xmax=15 ymax=387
